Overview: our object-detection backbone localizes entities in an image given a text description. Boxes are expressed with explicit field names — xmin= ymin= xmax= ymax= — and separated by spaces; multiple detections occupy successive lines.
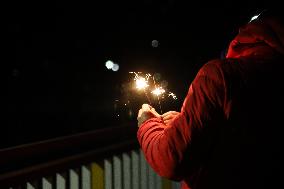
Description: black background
xmin=3 ymin=1 xmax=267 ymax=148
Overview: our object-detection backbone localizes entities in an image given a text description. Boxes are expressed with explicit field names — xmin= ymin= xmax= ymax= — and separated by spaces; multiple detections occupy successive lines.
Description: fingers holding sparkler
xmin=162 ymin=111 xmax=180 ymax=125
xmin=137 ymin=104 xmax=161 ymax=127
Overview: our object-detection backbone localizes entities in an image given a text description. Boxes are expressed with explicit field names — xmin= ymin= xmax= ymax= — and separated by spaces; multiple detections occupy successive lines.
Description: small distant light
xmin=112 ymin=63 xmax=119 ymax=71
xmin=151 ymin=40 xmax=159 ymax=48
xmin=124 ymin=104 xmax=127 ymax=106
xmin=105 ymin=60 xmax=114 ymax=69
xmin=128 ymin=110 xmax=133 ymax=117
xmin=12 ymin=69 xmax=19 ymax=77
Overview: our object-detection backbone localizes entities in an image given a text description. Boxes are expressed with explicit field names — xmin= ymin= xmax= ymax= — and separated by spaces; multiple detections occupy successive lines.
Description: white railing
xmin=8 ymin=150 xmax=180 ymax=189
xmin=1 ymin=125 xmax=180 ymax=189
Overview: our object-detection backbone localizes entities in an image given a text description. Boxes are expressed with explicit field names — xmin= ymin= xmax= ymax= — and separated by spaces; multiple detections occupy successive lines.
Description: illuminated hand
xmin=162 ymin=111 xmax=180 ymax=125
xmin=137 ymin=104 xmax=161 ymax=127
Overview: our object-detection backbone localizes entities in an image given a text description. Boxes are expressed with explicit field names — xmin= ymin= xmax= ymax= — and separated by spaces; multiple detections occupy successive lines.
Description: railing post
xmin=131 ymin=150 xmax=139 ymax=189
xmin=104 ymin=159 xmax=112 ymax=189
xmin=91 ymin=163 xmax=104 ymax=189
xmin=81 ymin=165 xmax=91 ymax=189
xmin=122 ymin=153 xmax=131 ymax=189
xmin=69 ymin=169 xmax=79 ymax=189
xmin=42 ymin=177 xmax=52 ymax=189
xmin=56 ymin=173 xmax=66 ymax=189
xmin=26 ymin=182 xmax=35 ymax=189
xmin=140 ymin=149 xmax=148 ymax=189
xmin=113 ymin=155 xmax=122 ymax=189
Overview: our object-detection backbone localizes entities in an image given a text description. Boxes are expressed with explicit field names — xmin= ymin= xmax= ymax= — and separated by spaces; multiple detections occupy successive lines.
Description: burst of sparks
xmin=129 ymin=71 xmax=177 ymax=106
xmin=152 ymin=87 xmax=165 ymax=96
xmin=135 ymin=77 xmax=149 ymax=90
xmin=168 ymin=92 xmax=177 ymax=100
xmin=130 ymin=72 xmax=151 ymax=90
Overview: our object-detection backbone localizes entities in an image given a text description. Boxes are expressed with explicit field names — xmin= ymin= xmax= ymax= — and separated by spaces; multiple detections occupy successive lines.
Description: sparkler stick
xmin=152 ymin=76 xmax=163 ymax=114
xmin=143 ymin=89 xmax=152 ymax=105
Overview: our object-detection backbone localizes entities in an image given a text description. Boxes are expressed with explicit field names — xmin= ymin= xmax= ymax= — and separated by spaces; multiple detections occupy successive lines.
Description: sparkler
xmin=130 ymin=72 xmax=152 ymax=104
xmin=152 ymin=87 xmax=165 ymax=96
xmin=152 ymin=75 xmax=164 ymax=113
xmin=129 ymin=71 xmax=177 ymax=114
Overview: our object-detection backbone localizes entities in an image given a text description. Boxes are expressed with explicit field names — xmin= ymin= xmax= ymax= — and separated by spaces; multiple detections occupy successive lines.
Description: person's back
xmin=191 ymin=56 xmax=284 ymax=189
xmin=136 ymin=9 xmax=284 ymax=189
xmin=187 ymin=10 xmax=284 ymax=188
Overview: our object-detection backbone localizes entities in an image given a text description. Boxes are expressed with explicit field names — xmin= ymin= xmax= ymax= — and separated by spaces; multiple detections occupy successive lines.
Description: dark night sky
xmin=3 ymin=1 xmax=267 ymax=147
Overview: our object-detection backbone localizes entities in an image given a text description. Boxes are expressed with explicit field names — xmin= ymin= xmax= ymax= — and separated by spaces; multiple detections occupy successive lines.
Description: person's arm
xmin=137 ymin=60 xmax=226 ymax=180
xmin=162 ymin=111 xmax=180 ymax=125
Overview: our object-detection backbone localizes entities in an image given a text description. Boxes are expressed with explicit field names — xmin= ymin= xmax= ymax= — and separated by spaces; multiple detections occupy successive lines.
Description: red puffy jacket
xmin=137 ymin=14 xmax=284 ymax=189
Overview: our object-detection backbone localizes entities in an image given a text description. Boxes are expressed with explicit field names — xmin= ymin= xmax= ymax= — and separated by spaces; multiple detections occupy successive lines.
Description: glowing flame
xmin=135 ymin=77 xmax=149 ymax=90
xmin=130 ymin=72 xmax=151 ymax=90
xmin=129 ymin=71 xmax=177 ymax=113
xmin=152 ymin=87 xmax=165 ymax=96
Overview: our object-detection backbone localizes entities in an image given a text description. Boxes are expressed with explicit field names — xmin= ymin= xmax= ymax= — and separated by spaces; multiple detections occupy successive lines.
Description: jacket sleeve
xmin=137 ymin=60 xmax=226 ymax=180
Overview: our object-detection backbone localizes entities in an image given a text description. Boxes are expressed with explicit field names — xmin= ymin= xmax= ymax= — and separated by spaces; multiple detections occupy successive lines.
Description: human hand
xmin=137 ymin=104 xmax=161 ymax=127
xmin=162 ymin=111 xmax=180 ymax=125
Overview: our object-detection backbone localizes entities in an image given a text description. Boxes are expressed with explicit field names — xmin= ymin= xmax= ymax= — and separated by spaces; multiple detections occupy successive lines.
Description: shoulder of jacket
xmin=198 ymin=59 xmax=224 ymax=74
xmin=205 ymin=58 xmax=228 ymax=67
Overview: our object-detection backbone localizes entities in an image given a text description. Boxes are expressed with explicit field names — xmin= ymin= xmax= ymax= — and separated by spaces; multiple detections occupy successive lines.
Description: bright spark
xmin=249 ymin=13 xmax=261 ymax=22
xmin=152 ymin=87 xmax=165 ymax=96
xmin=168 ymin=92 xmax=177 ymax=100
xmin=130 ymin=72 xmax=151 ymax=90
xmin=136 ymin=77 xmax=149 ymax=90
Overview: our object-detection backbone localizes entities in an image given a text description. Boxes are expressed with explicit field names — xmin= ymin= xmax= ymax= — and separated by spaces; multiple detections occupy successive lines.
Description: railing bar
xmin=42 ymin=177 xmax=52 ymax=189
xmin=140 ymin=149 xmax=148 ymax=189
xmin=155 ymin=171 xmax=162 ymax=189
xmin=26 ymin=182 xmax=35 ymax=189
xmin=81 ymin=165 xmax=91 ymax=189
xmin=0 ymin=126 xmax=138 ymax=175
xmin=104 ymin=159 xmax=112 ymax=189
xmin=122 ymin=153 xmax=131 ymax=189
xmin=148 ymin=166 xmax=156 ymax=189
xmin=113 ymin=155 xmax=122 ymax=189
xmin=69 ymin=169 xmax=79 ymax=189
xmin=90 ymin=163 xmax=104 ymax=189
xmin=56 ymin=173 xmax=66 ymax=189
xmin=0 ymin=140 xmax=138 ymax=188
xmin=131 ymin=150 xmax=139 ymax=189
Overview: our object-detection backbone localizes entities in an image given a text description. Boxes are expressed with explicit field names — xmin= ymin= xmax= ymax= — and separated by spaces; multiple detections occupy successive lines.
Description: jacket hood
xmin=226 ymin=14 xmax=284 ymax=58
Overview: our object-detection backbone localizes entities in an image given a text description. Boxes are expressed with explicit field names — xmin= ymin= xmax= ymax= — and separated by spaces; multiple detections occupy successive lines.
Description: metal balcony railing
xmin=0 ymin=124 xmax=180 ymax=189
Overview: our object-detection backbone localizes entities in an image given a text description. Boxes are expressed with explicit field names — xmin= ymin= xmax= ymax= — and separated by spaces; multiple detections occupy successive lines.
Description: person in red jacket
xmin=137 ymin=10 xmax=284 ymax=189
